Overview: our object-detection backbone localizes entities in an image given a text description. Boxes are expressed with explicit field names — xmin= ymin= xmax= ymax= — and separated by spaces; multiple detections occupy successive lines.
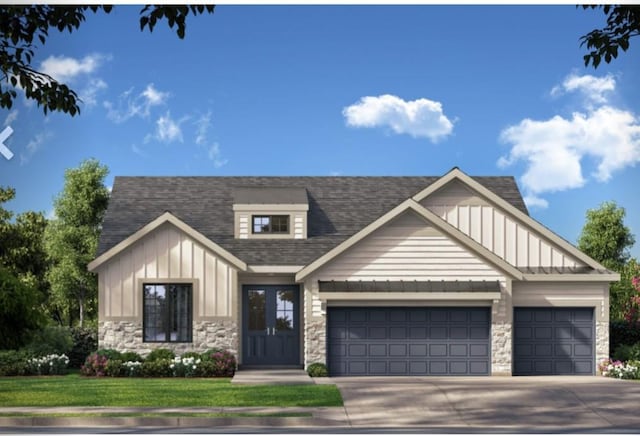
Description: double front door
xmin=242 ymin=285 xmax=300 ymax=366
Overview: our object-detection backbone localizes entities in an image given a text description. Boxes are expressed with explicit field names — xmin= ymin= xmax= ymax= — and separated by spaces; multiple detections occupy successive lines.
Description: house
xmin=88 ymin=168 xmax=618 ymax=376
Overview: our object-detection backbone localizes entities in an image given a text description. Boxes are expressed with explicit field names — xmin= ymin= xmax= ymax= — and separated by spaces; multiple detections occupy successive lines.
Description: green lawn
xmin=0 ymin=374 xmax=343 ymax=407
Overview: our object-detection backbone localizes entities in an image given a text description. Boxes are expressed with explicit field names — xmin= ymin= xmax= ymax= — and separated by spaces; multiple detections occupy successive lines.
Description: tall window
xmin=143 ymin=284 xmax=192 ymax=342
xmin=252 ymin=215 xmax=289 ymax=234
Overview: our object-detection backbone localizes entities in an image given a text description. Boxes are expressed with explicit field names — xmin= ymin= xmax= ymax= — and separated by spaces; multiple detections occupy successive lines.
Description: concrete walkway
xmin=231 ymin=368 xmax=314 ymax=385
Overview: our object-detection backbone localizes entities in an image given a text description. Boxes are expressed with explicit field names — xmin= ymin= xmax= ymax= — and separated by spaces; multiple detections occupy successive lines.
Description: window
xmin=143 ymin=283 xmax=192 ymax=342
xmin=252 ymin=215 xmax=289 ymax=234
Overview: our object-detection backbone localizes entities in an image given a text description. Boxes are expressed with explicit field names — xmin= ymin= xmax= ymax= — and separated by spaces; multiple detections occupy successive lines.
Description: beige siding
xmin=98 ymin=222 xmax=237 ymax=320
xmin=314 ymin=211 xmax=505 ymax=282
xmin=512 ymin=281 xmax=609 ymax=322
xmin=424 ymin=202 xmax=585 ymax=269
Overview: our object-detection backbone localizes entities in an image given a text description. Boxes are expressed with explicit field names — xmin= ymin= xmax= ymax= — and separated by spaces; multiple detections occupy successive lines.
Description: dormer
xmin=233 ymin=187 xmax=309 ymax=239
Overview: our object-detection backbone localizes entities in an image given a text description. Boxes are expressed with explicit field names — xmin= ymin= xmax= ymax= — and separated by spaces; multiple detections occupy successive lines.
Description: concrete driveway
xmin=332 ymin=376 xmax=640 ymax=432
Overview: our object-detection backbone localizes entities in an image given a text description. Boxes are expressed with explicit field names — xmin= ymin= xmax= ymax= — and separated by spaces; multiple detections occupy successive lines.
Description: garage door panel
xmin=513 ymin=308 xmax=594 ymax=376
xmin=328 ymin=307 xmax=490 ymax=376
xmin=450 ymin=344 xmax=468 ymax=356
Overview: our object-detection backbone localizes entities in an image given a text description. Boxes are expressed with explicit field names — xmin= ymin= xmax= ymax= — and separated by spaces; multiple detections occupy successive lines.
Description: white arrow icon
xmin=0 ymin=126 xmax=14 ymax=160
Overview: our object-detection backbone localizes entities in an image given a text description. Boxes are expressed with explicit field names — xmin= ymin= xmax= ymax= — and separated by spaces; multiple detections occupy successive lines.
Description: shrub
xmin=306 ymin=362 xmax=328 ymax=377
xmin=145 ymin=348 xmax=175 ymax=362
xmin=105 ymin=359 xmax=124 ymax=377
xmin=80 ymin=352 xmax=109 ymax=376
xmin=181 ymin=351 xmax=201 ymax=360
xmin=120 ymin=351 xmax=144 ymax=363
xmin=23 ymin=325 xmax=73 ymax=357
xmin=25 ymin=354 xmax=69 ymax=376
xmin=599 ymin=358 xmax=640 ymax=379
xmin=123 ymin=360 xmax=143 ymax=377
xmin=141 ymin=358 xmax=172 ymax=377
xmin=96 ymin=348 xmax=123 ymax=361
xmin=0 ymin=350 xmax=29 ymax=376
xmin=196 ymin=360 xmax=217 ymax=377
xmin=170 ymin=356 xmax=201 ymax=377
xmin=612 ymin=343 xmax=640 ymax=362
xmin=68 ymin=326 xmax=98 ymax=368
xmin=200 ymin=348 xmax=223 ymax=361
xmin=610 ymin=320 xmax=640 ymax=355
xmin=207 ymin=350 xmax=236 ymax=377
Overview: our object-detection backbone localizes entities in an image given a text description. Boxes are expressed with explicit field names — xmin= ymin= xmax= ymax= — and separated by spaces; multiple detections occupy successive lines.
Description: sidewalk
xmin=0 ymin=406 xmax=350 ymax=429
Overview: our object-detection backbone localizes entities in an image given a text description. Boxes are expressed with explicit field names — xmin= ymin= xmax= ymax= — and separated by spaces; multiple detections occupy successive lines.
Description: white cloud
xmin=40 ymin=54 xmax=109 ymax=83
xmin=20 ymin=131 xmax=53 ymax=165
xmin=207 ymin=142 xmax=228 ymax=168
xmin=195 ymin=111 xmax=212 ymax=146
xmin=523 ymin=195 xmax=549 ymax=210
xmin=155 ymin=111 xmax=183 ymax=143
xmin=343 ymin=94 xmax=454 ymax=142
xmin=499 ymin=73 xmax=640 ymax=208
xmin=3 ymin=110 xmax=18 ymax=127
xmin=104 ymin=83 xmax=169 ymax=123
xmin=79 ymin=78 xmax=108 ymax=107
xmin=550 ymin=73 xmax=616 ymax=105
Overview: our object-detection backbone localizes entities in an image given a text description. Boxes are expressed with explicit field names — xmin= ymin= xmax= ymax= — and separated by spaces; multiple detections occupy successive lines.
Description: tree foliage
xmin=44 ymin=159 xmax=110 ymax=327
xmin=580 ymin=5 xmax=640 ymax=68
xmin=578 ymin=201 xmax=635 ymax=271
xmin=0 ymin=5 xmax=215 ymax=115
xmin=0 ymin=187 xmax=49 ymax=346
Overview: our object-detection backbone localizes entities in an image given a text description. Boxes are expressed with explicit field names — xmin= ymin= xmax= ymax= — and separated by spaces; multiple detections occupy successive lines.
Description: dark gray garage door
xmin=513 ymin=308 xmax=594 ymax=375
xmin=327 ymin=307 xmax=491 ymax=376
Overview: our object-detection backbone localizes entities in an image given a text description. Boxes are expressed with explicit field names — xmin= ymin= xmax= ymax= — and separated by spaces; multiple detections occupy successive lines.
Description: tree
xmin=44 ymin=159 xmax=109 ymax=327
xmin=0 ymin=265 xmax=43 ymax=349
xmin=577 ymin=201 xmax=635 ymax=271
xmin=0 ymin=5 xmax=215 ymax=116
xmin=0 ymin=187 xmax=48 ymax=348
xmin=580 ymin=5 xmax=640 ymax=68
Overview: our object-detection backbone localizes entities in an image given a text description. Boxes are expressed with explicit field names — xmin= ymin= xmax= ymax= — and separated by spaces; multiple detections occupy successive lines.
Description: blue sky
xmin=1 ymin=5 xmax=639 ymax=258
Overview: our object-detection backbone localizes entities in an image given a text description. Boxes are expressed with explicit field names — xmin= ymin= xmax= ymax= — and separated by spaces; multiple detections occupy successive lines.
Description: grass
xmin=0 ymin=412 xmax=312 ymax=418
xmin=0 ymin=374 xmax=342 ymax=407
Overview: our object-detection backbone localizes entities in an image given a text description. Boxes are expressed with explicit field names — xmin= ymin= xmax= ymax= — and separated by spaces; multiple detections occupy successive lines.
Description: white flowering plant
xmin=169 ymin=356 xmax=201 ymax=377
xmin=123 ymin=360 xmax=143 ymax=377
xmin=25 ymin=354 xmax=70 ymax=376
xmin=598 ymin=358 xmax=640 ymax=379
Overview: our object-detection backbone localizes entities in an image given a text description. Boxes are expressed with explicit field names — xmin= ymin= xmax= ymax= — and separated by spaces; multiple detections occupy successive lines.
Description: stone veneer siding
xmin=491 ymin=321 xmax=512 ymax=375
xmin=596 ymin=321 xmax=609 ymax=370
xmin=304 ymin=317 xmax=326 ymax=367
xmin=99 ymin=320 xmax=238 ymax=357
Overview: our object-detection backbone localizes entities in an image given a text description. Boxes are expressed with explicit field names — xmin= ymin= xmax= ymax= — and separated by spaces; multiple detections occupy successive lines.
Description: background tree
xmin=580 ymin=5 xmax=640 ymax=68
xmin=0 ymin=187 xmax=47 ymax=348
xmin=578 ymin=201 xmax=636 ymax=320
xmin=0 ymin=5 xmax=215 ymax=115
xmin=44 ymin=158 xmax=109 ymax=327
xmin=577 ymin=201 xmax=635 ymax=271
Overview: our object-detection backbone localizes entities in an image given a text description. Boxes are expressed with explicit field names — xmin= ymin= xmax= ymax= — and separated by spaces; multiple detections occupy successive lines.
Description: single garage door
xmin=327 ymin=307 xmax=491 ymax=376
xmin=513 ymin=308 xmax=594 ymax=375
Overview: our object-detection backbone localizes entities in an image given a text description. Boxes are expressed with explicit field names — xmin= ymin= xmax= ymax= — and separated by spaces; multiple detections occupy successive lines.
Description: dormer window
xmin=233 ymin=187 xmax=309 ymax=239
xmin=253 ymin=215 xmax=289 ymax=234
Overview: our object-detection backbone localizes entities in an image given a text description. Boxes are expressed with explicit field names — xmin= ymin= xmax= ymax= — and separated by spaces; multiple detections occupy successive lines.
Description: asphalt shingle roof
xmin=97 ymin=176 xmax=528 ymax=266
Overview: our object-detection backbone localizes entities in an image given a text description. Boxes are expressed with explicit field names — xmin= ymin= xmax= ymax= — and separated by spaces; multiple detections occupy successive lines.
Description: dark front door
xmin=242 ymin=285 xmax=300 ymax=366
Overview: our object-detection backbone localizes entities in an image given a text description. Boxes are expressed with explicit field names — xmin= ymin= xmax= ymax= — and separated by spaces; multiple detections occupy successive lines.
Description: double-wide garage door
xmin=513 ymin=308 xmax=595 ymax=375
xmin=327 ymin=307 xmax=491 ymax=376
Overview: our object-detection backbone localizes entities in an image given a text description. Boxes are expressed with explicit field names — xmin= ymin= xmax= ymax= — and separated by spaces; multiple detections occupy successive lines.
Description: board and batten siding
xmin=99 ymin=222 xmax=236 ymax=319
xmin=421 ymin=181 xmax=585 ymax=268
xmin=314 ymin=211 xmax=505 ymax=282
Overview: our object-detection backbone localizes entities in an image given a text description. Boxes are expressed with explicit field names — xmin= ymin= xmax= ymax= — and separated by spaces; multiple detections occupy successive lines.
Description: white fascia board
xmin=522 ymin=273 xmax=620 ymax=282
xmin=247 ymin=265 xmax=304 ymax=274
xmin=88 ymin=211 xmax=247 ymax=272
xmin=233 ymin=204 xmax=309 ymax=212
xmin=318 ymin=292 xmax=502 ymax=301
